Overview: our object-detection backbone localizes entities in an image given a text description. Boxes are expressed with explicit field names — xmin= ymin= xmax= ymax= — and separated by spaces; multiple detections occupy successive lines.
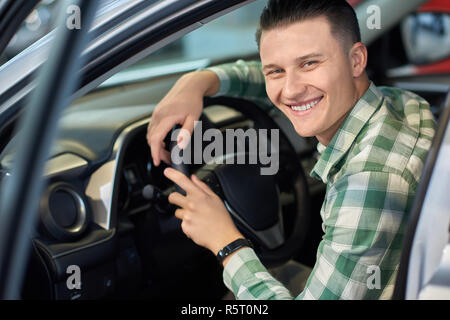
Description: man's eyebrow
xmin=262 ymin=53 xmax=324 ymax=72
xmin=262 ymin=64 xmax=281 ymax=72
xmin=295 ymin=53 xmax=324 ymax=62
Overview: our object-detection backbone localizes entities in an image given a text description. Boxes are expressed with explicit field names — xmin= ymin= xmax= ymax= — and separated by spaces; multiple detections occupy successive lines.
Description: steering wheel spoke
xmin=224 ymin=200 xmax=285 ymax=250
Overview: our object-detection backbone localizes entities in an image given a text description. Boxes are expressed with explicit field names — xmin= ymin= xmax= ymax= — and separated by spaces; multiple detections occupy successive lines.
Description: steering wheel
xmin=167 ymin=97 xmax=311 ymax=268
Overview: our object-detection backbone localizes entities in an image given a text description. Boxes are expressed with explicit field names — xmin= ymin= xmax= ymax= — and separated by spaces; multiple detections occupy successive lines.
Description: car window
xmin=99 ymin=0 xmax=269 ymax=88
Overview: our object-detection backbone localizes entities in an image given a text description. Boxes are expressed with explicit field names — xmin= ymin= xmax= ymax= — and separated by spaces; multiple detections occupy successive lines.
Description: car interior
xmin=0 ymin=0 xmax=448 ymax=300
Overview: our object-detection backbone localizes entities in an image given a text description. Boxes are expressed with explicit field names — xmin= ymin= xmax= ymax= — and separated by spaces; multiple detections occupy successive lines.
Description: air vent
xmin=40 ymin=182 xmax=90 ymax=241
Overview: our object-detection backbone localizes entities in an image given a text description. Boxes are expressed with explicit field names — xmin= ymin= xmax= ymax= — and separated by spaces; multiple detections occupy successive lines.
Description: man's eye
xmin=266 ymin=69 xmax=282 ymax=75
xmin=303 ymin=61 xmax=318 ymax=68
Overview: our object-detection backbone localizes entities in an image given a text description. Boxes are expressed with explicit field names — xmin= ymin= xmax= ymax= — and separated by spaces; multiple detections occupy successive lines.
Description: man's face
xmin=260 ymin=16 xmax=360 ymax=145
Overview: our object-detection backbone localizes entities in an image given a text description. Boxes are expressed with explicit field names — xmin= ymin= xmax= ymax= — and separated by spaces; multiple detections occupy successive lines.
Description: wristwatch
xmin=216 ymin=238 xmax=253 ymax=264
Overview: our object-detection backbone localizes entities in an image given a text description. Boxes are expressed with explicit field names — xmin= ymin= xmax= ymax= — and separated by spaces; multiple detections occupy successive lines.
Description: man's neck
xmin=354 ymin=75 xmax=371 ymax=103
xmin=316 ymin=76 xmax=371 ymax=146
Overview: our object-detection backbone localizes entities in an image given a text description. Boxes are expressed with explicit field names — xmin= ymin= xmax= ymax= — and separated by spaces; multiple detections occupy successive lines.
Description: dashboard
xmin=0 ymin=101 xmax=275 ymax=299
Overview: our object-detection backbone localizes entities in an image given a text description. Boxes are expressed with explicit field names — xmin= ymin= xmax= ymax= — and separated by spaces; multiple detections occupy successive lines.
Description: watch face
xmin=216 ymin=250 xmax=226 ymax=263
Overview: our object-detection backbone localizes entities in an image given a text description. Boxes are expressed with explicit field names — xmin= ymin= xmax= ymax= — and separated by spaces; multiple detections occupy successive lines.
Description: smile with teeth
xmin=289 ymin=97 xmax=322 ymax=111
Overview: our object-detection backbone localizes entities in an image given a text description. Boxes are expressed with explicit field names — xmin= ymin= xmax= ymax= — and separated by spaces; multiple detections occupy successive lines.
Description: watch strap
xmin=216 ymin=238 xmax=253 ymax=264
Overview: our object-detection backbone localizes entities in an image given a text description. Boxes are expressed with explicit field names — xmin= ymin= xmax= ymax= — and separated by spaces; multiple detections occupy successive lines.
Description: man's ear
xmin=349 ymin=42 xmax=368 ymax=78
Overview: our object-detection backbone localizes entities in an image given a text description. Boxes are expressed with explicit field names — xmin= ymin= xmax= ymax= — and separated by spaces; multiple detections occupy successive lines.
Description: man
xmin=147 ymin=0 xmax=436 ymax=299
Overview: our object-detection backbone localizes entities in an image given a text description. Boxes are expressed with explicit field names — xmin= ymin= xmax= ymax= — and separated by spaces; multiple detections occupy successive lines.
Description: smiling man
xmin=258 ymin=13 xmax=367 ymax=146
xmin=147 ymin=0 xmax=436 ymax=299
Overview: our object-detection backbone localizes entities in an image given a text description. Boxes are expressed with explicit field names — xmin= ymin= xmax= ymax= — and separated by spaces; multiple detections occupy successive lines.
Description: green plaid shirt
xmin=207 ymin=60 xmax=436 ymax=300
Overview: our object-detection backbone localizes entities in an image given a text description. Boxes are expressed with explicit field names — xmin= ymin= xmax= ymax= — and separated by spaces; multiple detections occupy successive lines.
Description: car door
xmin=0 ymin=0 xmax=100 ymax=299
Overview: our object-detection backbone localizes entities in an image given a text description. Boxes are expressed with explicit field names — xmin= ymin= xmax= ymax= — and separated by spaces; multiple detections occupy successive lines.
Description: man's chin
xmin=292 ymin=126 xmax=317 ymax=138
xmin=284 ymin=113 xmax=323 ymax=138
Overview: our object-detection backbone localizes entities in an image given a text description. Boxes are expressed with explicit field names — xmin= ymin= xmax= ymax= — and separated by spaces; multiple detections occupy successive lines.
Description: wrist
xmin=183 ymin=70 xmax=220 ymax=97
xmin=210 ymin=231 xmax=244 ymax=255
xmin=216 ymin=238 xmax=253 ymax=267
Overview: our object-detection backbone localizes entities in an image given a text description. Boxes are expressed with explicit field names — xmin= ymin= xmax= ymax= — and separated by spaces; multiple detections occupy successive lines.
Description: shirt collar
xmin=310 ymin=82 xmax=384 ymax=183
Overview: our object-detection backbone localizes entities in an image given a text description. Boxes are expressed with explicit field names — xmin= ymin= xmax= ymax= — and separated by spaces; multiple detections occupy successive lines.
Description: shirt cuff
xmin=205 ymin=66 xmax=231 ymax=97
xmin=222 ymin=247 xmax=267 ymax=293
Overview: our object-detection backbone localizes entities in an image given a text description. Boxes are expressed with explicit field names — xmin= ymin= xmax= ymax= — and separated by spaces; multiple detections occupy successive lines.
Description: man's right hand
xmin=146 ymin=70 xmax=220 ymax=167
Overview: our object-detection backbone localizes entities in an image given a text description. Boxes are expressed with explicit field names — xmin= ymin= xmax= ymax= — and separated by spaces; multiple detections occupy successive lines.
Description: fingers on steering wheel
xmin=148 ymin=118 xmax=179 ymax=166
xmin=179 ymin=115 xmax=196 ymax=148
xmin=168 ymin=191 xmax=187 ymax=208
xmin=149 ymin=138 xmax=164 ymax=167
xmin=174 ymin=208 xmax=185 ymax=220
xmin=164 ymin=168 xmax=196 ymax=194
xmin=159 ymin=148 xmax=171 ymax=165
xmin=191 ymin=174 xmax=214 ymax=196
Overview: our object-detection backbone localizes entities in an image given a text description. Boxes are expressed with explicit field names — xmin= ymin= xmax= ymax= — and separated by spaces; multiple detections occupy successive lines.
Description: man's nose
xmin=282 ymin=72 xmax=307 ymax=101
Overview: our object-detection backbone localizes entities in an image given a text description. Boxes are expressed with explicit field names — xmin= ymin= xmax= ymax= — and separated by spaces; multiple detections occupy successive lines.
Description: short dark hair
xmin=255 ymin=0 xmax=361 ymax=51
